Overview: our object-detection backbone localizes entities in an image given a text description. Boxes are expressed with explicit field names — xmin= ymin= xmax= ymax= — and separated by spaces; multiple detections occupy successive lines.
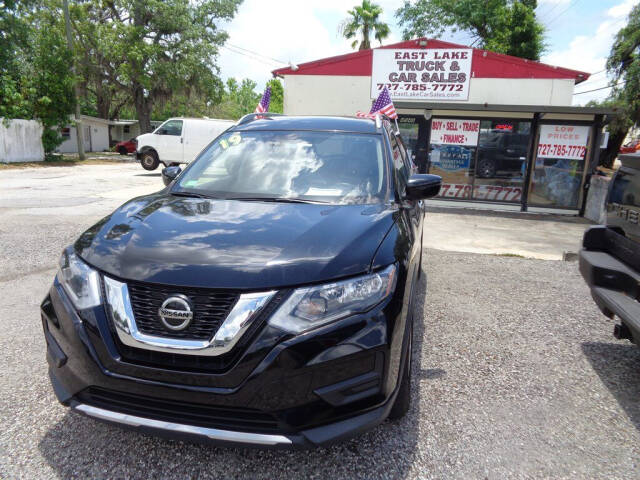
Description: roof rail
xmin=236 ymin=112 xmax=283 ymax=126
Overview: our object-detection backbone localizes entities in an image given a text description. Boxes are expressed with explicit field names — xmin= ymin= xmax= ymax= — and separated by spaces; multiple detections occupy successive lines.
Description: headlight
xmin=269 ymin=264 xmax=396 ymax=334
xmin=57 ymin=248 xmax=101 ymax=310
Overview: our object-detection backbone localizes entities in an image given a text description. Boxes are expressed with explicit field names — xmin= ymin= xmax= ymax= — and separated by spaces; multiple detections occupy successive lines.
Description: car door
xmin=155 ymin=119 xmax=184 ymax=162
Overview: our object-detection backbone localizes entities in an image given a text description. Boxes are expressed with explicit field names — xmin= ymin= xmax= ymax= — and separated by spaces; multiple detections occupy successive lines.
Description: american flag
xmin=356 ymin=86 xmax=397 ymax=119
xmin=255 ymin=87 xmax=271 ymax=113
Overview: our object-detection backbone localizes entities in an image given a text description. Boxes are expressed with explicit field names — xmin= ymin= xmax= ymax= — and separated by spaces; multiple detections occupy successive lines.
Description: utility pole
xmin=62 ymin=0 xmax=85 ymax=160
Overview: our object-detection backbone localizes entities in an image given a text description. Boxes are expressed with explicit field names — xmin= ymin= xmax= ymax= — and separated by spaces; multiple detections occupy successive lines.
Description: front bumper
xmin=579 ymin=225 xmax=640 ymax=345
xmin=41 ymin=273 xmax=410 ymax=448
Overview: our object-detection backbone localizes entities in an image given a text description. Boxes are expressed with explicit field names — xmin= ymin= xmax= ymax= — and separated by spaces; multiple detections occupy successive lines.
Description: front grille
xmin=127 ymin=281 xmax=239 ymax=340
xmin=77 ymin=387 xmax=281 ymax=433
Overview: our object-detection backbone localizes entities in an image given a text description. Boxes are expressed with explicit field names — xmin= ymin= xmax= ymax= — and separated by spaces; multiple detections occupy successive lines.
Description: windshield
xmin=173 ymin=130 xmax=387 ymax=205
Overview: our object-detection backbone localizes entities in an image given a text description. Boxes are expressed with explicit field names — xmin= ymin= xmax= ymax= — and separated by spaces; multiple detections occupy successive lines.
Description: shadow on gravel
xmin=38 ymin=275 xmax=429 ymax=479
xmin=135 ymin=173 xmax=161 ymax=177
xmin=582 ymin=341 xmax=640 ymax=432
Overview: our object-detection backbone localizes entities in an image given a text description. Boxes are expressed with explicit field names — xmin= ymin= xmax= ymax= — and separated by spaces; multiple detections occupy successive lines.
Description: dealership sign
xmin=430 ymin=119 xmax=480 ymax=146
xmin=537 ymin=125 xmax=590 ymax=160
xmin=371 ymin=48 xmax=472 ymax=101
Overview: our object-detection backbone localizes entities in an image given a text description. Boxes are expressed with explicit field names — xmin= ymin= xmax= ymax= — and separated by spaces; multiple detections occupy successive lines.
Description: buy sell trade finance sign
xmin=537 ymin=125 xmax=590 ymax=160
xmin=430 ymin=119 xmax=480 ymax=146
xmin=371 ymin=48 xmax=472 ymax=101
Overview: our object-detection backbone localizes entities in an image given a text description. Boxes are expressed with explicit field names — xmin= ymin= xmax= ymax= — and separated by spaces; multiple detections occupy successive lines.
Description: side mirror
xmin=405 ymin=174 xmax=442 ymax=200
xmin=156 ymin=128 xmax=167 ymax=135
xmin=162 ymin=166 xmax=182 ymax=186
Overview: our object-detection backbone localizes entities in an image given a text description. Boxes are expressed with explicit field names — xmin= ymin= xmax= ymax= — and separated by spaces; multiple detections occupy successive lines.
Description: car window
xmin=158 ymin=120 xmax=183 ymax=136
xmin=174 ymin=130 xmax=387 ymax=205
xmin=390 ymin=133 xmax=409 ymax=188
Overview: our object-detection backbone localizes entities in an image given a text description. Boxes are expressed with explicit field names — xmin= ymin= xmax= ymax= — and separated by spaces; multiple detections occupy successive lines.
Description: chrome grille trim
xmin=103 ymin=275 xmax=276 ymax=356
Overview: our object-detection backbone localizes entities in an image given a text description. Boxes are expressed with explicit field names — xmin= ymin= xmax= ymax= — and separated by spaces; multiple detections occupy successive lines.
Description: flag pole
xmin=394 ymin=118 xmax=399 ymax=134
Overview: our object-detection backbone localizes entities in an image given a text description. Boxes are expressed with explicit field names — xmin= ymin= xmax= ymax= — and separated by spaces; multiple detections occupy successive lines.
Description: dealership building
xmin=272 ymin=38 xmax=615 ymax=213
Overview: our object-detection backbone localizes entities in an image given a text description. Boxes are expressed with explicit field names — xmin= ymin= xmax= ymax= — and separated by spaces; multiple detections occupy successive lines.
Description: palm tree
xmin=340 ymin=0 xmax=390 ymax=51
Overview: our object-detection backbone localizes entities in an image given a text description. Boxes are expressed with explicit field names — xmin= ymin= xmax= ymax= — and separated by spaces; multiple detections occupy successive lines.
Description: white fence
xmin=0 ymin=119 xmax=44 ymax=163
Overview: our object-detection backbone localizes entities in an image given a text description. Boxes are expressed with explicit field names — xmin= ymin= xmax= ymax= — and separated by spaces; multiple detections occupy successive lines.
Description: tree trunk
xmin=134 ymin=86 xmax=152 ymax=133
xmin=600 ymin=128 xmax=628 ymax=169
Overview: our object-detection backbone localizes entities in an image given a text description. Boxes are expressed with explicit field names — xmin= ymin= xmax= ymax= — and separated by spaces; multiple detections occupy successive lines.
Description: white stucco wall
xmin=0 ymin=119 xmax=44 ymax=162
xmin=57 ymin=118 xmax=110 ymax=153
xmin=282 ymin=75 xmax=576 ymax=115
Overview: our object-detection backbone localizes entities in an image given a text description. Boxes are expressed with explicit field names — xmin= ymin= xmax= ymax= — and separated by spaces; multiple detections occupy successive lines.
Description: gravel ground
xmin=1 ymin=165 xmax=640 ymax=479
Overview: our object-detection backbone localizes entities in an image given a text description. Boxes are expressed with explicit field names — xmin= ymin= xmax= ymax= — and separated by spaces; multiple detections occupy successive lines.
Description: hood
xmin=75 ymin=193 xmax=397 ymax=289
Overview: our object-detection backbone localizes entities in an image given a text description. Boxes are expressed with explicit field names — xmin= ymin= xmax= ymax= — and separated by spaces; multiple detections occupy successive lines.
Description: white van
xmin=136 ymin=117 xmax=234 ymax=170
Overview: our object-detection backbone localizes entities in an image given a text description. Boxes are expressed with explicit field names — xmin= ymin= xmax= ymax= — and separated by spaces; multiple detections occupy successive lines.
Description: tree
xmin=0 ymin=0 xmax=75 ymax=155
xmin=210 ymin=78 xmax=261 ymax=120
xmin=595 ymin=3 xmax=640 ymax=168
xmin=266 ymin=78 xmax=284 ymax=114
xmin=72 ymin=0 xmax=241 ymax=132
xmin=340 ymin=0 xmax=390 ymax=51
xmin=395 ymin=0 xmax=545 ymax=60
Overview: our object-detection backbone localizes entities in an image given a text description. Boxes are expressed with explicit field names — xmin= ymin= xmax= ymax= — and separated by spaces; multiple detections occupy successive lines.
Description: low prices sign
xmin=537 ymin=125 xmax=590 ymax=160
xmin=371 ymin=48 xmax=472 ymax=101
xmin=430 ymin=119 xmax=480 ymax=146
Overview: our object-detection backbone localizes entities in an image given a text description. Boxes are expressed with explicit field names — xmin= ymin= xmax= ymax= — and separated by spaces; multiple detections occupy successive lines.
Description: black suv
xmin=40 ymin=114 xmax=441 ymax=448
xmin=476 ymin=130 xmax=529 ymax=178
xmin=580 ymin=153 xmax=640 ymax=347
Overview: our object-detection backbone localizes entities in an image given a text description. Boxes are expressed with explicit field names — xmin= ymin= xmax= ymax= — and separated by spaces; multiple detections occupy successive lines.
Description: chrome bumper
xmin=73 ymin=403 xmax=293 ymax=446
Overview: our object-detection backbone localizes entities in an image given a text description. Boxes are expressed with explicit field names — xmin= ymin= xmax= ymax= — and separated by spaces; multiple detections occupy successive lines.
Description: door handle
xmin=180 ymin=137 xmax=183 ymax=144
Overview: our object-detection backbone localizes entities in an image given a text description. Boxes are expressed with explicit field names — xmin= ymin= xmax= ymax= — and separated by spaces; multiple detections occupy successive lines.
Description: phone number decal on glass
xmin=537 ymin=143 xmax=586 ymax=160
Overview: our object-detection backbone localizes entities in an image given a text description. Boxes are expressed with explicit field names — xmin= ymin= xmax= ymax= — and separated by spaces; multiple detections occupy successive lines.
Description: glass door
xmin=471 ymin=120 xmax=531 ymax=203
xmin=528 ymin=124 xmax=591 ymax=208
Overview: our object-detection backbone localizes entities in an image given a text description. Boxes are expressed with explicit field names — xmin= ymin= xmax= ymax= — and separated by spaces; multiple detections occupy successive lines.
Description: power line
xmin=225 ymin=43 xmax=288 ymax=65
xmin=545 ymin=0 xmax=581 ymax=28
xmin=573 ymin=80 xmax=626 ymax=95
xmin=537 ymin=0 xmax=566 ymax=22
xmin=220 ymin=45 xmax=283 ymax=68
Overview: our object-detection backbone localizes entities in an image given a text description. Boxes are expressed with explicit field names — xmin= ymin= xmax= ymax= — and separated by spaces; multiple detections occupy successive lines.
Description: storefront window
xmin=428 ymin=118 xmax=479 ymax=199
xmin=397 ymin=117 xmax=419 ymax=163
xmin=472 ymin=120 xmax=532 ymax=203
xmin=528 ymin=124 xmax=590 ymax=208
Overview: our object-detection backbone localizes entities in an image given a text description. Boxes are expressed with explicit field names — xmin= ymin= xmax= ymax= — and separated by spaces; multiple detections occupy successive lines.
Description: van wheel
xmin=389 ymin=322 xmax=412 ymax=420
xmin=141 ymin=151 xmax=159 ymax=171
xmin=477 ymin=158 xmax=496 ymax=178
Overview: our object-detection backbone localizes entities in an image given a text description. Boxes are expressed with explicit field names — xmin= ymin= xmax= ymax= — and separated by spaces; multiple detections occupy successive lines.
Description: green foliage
xmin=0 ymin=0 xmax=75 ymax=154
xmin=266 ymin=78 xmax=284 ymax=114
xmin=68 ymin=0 xmax=241 ymax=131
xmin=210 ymin=78 xmax=261 ymax=120
xmin=340 ymin=0 xmax=390 ymax=50
xmin=395 ymin=0 xmax=545 ymax=60
xmin=607 ymin=2 xmax=640 ymax=126
xmin=592 ymin=3 xmax=640 ymax=168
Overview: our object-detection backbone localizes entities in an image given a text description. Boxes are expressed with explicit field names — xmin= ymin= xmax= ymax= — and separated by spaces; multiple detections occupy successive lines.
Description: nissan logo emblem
xmin=158 ymin=295 xmax=193 ymax=331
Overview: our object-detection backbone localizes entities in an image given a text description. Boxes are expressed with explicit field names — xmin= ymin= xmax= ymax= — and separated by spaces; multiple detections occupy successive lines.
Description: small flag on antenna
xmin=356 ymin=86 xmax=397 ymax=119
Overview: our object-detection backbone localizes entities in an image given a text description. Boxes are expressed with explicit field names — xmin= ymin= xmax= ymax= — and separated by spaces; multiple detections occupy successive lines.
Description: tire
xmin=140 ymin=151 xmax=159 ymax=171
xmin=477 ymin=157 xmax=496 ymax=178
xmin=117 ymin=146 xmax=128 ymax=156
xmin=389 ymin=321 xmax=413 ymax=420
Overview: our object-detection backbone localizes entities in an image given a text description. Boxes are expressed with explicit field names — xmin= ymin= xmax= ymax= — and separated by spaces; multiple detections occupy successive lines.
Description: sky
xmin=216 ymin=0 xmax=638 ymax=106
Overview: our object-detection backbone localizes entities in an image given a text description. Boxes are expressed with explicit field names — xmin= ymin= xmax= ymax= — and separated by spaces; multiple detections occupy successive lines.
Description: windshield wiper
xmin=228 ymin=196 xmax=329 ymax=204
xmin=170 ymin=191 xmax=207 ymax=199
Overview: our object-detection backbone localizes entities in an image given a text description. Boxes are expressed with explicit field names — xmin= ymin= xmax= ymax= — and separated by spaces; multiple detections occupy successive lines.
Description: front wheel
xmin=388 ymin=322 xmax=413 ymax=420
xmin=117 ymin=146 xmax=128 ymax=155
xmin=140 ymin=151 xmax=159 ymax=171
xmin=477 ymin=157 xmax=496 ymax=178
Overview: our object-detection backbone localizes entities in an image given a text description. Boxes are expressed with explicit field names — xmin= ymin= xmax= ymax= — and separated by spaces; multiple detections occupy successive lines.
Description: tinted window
xmin=390 ymin=134 xmax=409 ymax=187
xmin=174 ymin=131 xmax=386 ymax=205
xmin=158 ymin=120 xmax=183 ymax=136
